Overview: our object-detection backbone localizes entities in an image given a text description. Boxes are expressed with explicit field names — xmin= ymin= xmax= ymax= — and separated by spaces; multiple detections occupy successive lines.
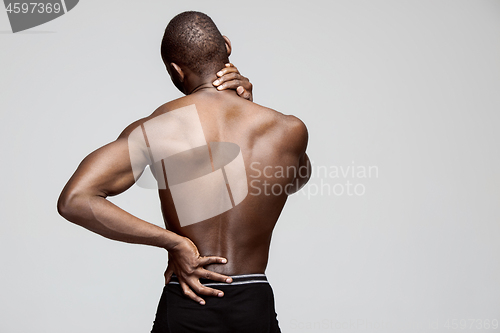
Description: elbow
xmin=57 ymin=192 xmax=72 ymax=219
xmin=57 ymin=190 xmax=84 ymax=220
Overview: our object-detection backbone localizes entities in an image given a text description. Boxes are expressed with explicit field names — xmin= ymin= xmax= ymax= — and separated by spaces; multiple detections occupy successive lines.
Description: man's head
xmin=161 ymin=11 xmax=231 ymax=94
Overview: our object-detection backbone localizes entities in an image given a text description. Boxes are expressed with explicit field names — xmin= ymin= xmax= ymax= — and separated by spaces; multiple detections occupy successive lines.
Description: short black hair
xmin=161 ymin=11 xmax=228 ymax=77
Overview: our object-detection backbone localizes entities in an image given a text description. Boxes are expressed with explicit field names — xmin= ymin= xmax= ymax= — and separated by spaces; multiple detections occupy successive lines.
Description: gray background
xmin=1 ymin=0 xmax=499 ymax=332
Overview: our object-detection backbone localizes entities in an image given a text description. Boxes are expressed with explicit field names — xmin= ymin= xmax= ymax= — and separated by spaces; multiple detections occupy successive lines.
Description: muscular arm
xmin=294 ymin=152 xmax=311 ymax=192
xmin=286 ymin=116 xmax=312 ymax=194
xmin=58 ymin=63 xmax=252 ymax=247
xmin=57 ymin=130 xmax=183 ymax=249
xmin=57 ymin=64 xmax=254 ymax=304
xmin=57 ymin=121 xmax=233 ymax=305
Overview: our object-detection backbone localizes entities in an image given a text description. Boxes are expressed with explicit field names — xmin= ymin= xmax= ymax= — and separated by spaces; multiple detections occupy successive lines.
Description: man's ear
xmin=223 ymin=35 xmax=232 ymax=57
xmin=171 ymin=62 xmax=184 ymax=82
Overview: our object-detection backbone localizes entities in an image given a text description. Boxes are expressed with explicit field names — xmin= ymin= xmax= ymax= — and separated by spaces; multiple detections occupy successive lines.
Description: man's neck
xmin=182 ymin=72 xmax=238 ymax=98
xmin=184 ymin=73 xmax=218 ymax=95
xmin=189 ymin=81 xmax=217 ymax=95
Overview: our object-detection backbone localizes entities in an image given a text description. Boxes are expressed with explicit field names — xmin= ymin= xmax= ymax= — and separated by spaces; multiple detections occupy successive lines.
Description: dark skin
xmin=58 ymin=36 xmax=310 ymax=305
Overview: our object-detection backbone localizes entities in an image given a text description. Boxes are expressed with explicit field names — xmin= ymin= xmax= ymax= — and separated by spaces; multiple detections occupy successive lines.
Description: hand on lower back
xmin=164 ymin=236 xmax=233 ymax=305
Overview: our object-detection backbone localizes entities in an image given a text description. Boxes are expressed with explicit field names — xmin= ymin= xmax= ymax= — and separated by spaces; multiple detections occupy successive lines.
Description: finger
xmin=197 ymin=268 xmax=233 ymax=283
xmin=199 ymin=256 xmax=228 ymax=266
xmin=184 ymin=275 xmax=226 ymax=298
xmin=218 ymin=72 xmax=251 ymax=91
xmin=180 ymin=280 xmax=206 ymax=305
xmin=191 ymin=282 xmax=225 ymax=298
xmin=240 ymin=78 xmax=252 ymax=92
xmin=216 ymin=80 xmax=242 ymax=91
xmin=216 ymin=66 xmax=240 ymax=78
xmin=164 ymin=265 xmax=174 ymax=285
xmin=225 ymin=63 xmax=234 ymax=67
xmin=237 ymin=86 xmax=253 ymax=101
xmin=213 ymin=72 xmax=239 ymax=87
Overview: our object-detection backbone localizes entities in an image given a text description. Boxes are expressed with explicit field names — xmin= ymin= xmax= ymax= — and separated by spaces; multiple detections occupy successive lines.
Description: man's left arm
xmin=57 ymin=125 xmax=233 ymax=305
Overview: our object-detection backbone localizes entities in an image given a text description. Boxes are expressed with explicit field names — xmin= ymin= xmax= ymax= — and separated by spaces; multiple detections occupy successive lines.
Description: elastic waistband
xmin=169 ymin=273 xmax=268 ymax=286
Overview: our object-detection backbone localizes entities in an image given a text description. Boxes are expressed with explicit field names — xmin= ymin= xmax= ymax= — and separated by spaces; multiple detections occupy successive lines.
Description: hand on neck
xmin=170 ymin=62 xmax=233 ymax=96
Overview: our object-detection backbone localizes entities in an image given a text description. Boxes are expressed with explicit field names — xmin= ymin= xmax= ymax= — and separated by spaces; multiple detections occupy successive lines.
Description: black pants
xmin=151 ymin=274 xmax=281 ymax=333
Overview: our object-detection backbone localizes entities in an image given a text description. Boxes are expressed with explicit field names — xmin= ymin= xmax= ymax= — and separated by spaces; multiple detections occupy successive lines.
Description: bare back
xmin=143 ymin=89 xmax=308 ymax=275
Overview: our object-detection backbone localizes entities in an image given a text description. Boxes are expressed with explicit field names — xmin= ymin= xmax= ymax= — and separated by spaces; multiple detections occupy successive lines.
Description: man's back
xmin=145 ymin=88 xmax=308 ymax=275
xmin=58 ymin=11 xmax=309 ymax=332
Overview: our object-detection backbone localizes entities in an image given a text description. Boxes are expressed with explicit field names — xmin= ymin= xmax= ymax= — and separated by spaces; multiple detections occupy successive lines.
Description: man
xmin=58 ymin=11 xmax=310 ymax=333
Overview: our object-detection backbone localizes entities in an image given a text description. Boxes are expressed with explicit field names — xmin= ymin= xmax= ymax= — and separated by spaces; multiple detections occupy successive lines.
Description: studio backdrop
xmin=1 ymin=1 xmax=499 ymax=332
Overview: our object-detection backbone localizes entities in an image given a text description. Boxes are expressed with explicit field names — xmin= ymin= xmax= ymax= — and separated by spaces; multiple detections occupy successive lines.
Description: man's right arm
xmin=286 ymin=116 xmax=312 ymax=194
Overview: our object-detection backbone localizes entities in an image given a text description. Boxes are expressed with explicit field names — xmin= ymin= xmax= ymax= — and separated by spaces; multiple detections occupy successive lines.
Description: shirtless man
xmin=58 ymin=11 xmax=310 ymax=333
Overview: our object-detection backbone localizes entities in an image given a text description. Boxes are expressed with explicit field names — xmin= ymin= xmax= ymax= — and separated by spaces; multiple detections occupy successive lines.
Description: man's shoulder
xmin=117 ymin=96 xmax=193 ymax=139
xmin=252 ymin=103 xmax=307 ymax=141
xmin=245 ymin=102 xmax=308 ymax=154
xmin=155 ymin=95 xmax=196 ymax=113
